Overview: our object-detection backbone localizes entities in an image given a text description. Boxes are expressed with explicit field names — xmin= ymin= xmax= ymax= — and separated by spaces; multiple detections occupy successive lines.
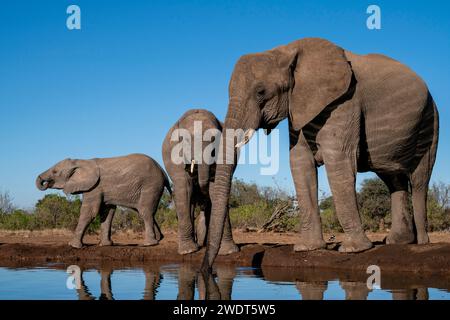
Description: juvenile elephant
xmin=162 ymin=109 xmax=239 ymax=255
xmin=203 ymin=38 xmax=439 ymax=270
xmin=36 ymin=154 xmax=171 ymax=248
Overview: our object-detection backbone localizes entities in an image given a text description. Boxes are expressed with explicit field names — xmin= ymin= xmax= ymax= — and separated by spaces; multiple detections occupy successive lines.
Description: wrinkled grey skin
xmin=203 ymin=37 xmax=439 ymax=270
xmin=162 ymin=109 xmax=239 ymax=255
xmin=36 ymin=154 xmax=171 ymax=248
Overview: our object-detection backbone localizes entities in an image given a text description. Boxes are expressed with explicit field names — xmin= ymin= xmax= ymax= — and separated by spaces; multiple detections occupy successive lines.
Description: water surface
xmin=0 ymin=263 xmax=449 ymax=300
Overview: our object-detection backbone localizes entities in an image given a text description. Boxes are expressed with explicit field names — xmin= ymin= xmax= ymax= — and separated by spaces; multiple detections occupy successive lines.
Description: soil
xmin=1 ymin=229 xmax=450 ymax=277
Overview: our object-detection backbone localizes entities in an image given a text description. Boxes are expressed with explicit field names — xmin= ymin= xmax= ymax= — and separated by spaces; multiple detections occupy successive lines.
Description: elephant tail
xmin=163 ymin=171 xmax=172 ymax=195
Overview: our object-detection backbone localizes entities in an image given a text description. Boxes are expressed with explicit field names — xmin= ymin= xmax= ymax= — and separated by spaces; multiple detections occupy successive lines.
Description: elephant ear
xmin=277 ymin=38 xmax=353 ymax=131
xmin=63 ymin=160 xmax=100 ymax=195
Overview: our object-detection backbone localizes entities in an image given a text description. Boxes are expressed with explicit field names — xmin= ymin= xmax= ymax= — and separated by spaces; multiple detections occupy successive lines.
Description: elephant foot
xmin=386 ymin=230 xmax=415 ymax=245
xmin=142 ymin=238 xmax=159 ymax=246
xmin=218 ymin=240 xmax=240 ymax=256
xmin=69 ymin=240 xmax=84 ymax=249
xmin=416 ymin=233 xmax=430 ymax=245
xmin=154 ymin=225 xmax=163 ymax=241
xmin=178 ymin=240 xmax=199 ymax=255
xmin=338 ymin=234 xmax=373 ymax=253
xmin=294 ymin=238 xmax=327 ymax=252
xmin=99 ymin=239 xmax=114 ymax=246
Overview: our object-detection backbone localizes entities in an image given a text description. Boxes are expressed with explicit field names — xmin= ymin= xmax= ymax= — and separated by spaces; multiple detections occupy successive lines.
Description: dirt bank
xmin=1 ymin=230 xmax=449 ymax=275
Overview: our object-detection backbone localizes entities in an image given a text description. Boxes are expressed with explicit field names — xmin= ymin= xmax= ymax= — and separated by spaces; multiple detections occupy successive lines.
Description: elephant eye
xmin=255 ymin=85 xmax=266 ymax=101
xmin=256 ymin=88 xmax=265 ymax=97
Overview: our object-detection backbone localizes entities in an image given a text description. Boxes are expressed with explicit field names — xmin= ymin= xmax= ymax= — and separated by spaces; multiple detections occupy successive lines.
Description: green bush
xmin=112 ymin=208 xmax=144 ymax=232
xmin=1 ymin=179 xmax=449 ymax=234
xmin=0 ymin=210 xmax=37 ymax=230
xmin=427 ymin=194 xmax=450 ymax=231
xmin=321 ymin=208 xmax=342 ymax=233
xmin=156 ymin=208 xmax=177 ymax=230
xmin=357 ymin=178 xmax=391 ymax=231
xmin=34 ymin=194 xmax=82 ymax=230
xmin=229 ymin=201 xmax=272 ymax=229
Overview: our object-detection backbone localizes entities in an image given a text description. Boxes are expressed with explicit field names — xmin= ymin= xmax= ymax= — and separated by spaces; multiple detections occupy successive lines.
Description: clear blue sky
xmin=0 ymin=0 xmax=449 ymax=208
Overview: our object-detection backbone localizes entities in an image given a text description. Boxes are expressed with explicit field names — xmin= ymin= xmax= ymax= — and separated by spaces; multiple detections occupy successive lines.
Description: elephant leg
xmin=415 ymin=287 xmax=429 ymax=300
xmin=197 ymin=270 xmax=206 ymax=300
xmin=138 ymin=188 xmax=163 ymax=246
xmin=378 ymin=174 xmax=415 ymax=244
xmin=143 ymin=267 xmax=161 ymax=300
xmin=410 ymin=146 xmax=435 ymax=244
xmin=76 ymin=270 xmax=95 ymax=300
xmin=216 ymin=265 xmax=235 ymax=300
xmin=153 ymin=221 xmax=163 ymax=241
xmin=195 ymin=209 xmax=207 ymax=247
xmin=290 ymin=133 xmax=326 ymax=251
xmin=99 ymin=268 xmax=114 ymax=300
xmin=177 ymin=264 xmax=196 ymax=300
xmin=340 ymin=281 xmax=370 ymax=300
xmin=173 ymin=177 xmax=199 ymax=254
xmin=219 ymin=207 xmax=239 ymax=255
xmin=139 ymin=206 xmax=159 ymax=246
xmin=69 ymin=199 xmax=101 ymax=248
xmin=324 ymin=154 xmax=372 ymax=253
xmin=99 ymin=205 xmax=116 ymax=246
xmin=296 ymin=281 xmax=328 ymax=300
xmin=140 ymin=211 xmax=159 ymax=246
xmin=411 ymin=187 xmax=429 ymax=244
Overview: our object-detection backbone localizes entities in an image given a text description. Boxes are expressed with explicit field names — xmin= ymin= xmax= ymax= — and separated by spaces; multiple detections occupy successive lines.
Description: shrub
xmin=1 ymin=179 xmax=449 ymax=234
xmin=321 ymin=208 xmax=342 ymax=233
xmin=0 ymin=210 xmax=37 ymax=230
xmin=427 ymin=193 xmax=450 ymax=231
xmin=112 ymin=208 xmax=144 ymax=232
xmin=34 ymin=194 xmax=82 ymax=230
xmin=229 ymin=201 xmax=272 ymax=229
xmin=357 ymin=178 xmax=391 ymax=231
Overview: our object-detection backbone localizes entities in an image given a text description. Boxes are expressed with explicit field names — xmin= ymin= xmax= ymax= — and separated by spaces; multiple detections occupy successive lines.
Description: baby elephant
xmin=36 ymin=154 xmax=171 ymax=248
xmin=162 ymin=109 xmax=239 ymax=255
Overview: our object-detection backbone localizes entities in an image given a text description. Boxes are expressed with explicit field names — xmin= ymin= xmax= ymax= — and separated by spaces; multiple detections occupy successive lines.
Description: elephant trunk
xmin=36 ymin=175 xmax=50 ymax=191
xmin=197 ymin=163 xmax=210 ymax=193
xmin=201 ymin=106 xmax=241 ymax=272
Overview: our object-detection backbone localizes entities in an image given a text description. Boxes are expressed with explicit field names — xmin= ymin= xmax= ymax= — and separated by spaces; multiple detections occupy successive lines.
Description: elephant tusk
xmin=190 ymin=160 xmax=195 ymax=173
xmin=235 ymin=129 xmax=255 ymax=148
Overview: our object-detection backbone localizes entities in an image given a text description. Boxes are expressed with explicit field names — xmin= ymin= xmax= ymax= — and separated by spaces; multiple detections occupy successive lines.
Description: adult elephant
xmin=202 ymin=38 xmax=439 ymax=270
xmin=162 ymin=109 xmax=238 ymax=255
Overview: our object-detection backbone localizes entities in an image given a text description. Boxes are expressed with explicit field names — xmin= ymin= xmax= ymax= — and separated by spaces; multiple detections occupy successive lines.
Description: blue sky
xmin=0 ymin=0 xmax=449 ymax=208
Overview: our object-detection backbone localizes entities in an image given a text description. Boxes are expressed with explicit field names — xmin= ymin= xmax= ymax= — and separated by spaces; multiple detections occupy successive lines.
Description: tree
xmin=430 ymin=181 xmax=450 ymax=211
xmin=357 ymin=178 xmax=391 ymax=231
xmin=229 ymin=179 xmax=263 ymax=208
xmin=34 ymin=194 xmax=82 ymax=230
xmin=0 ymin=190 xmax=15 ymax=214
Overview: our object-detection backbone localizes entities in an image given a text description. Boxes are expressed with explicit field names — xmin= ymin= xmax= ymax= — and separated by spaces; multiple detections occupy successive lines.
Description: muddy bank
xmin=1 ymin=240 xmax=449 ymax=276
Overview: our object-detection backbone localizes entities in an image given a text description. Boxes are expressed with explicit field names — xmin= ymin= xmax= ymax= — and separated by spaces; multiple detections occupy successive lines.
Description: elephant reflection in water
xmin=296 ymin=280 xmax=429 ymax=300
xmin=178 ymin=264 xmax=235 ymax=300
xmin=296 ymin=282 xmax=328 ymax=300
xmin=295 ymin=281 xmax=371 ymax=300
xmin=142 ymin=266 xmax=162 ymax=300
xmin=340 ymin=282 xmax=371 ymax=300
xmin=74 ymin=266 xmax=161 ymax=300
xmin=392 ymin=288 xmax=429 ymax=300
